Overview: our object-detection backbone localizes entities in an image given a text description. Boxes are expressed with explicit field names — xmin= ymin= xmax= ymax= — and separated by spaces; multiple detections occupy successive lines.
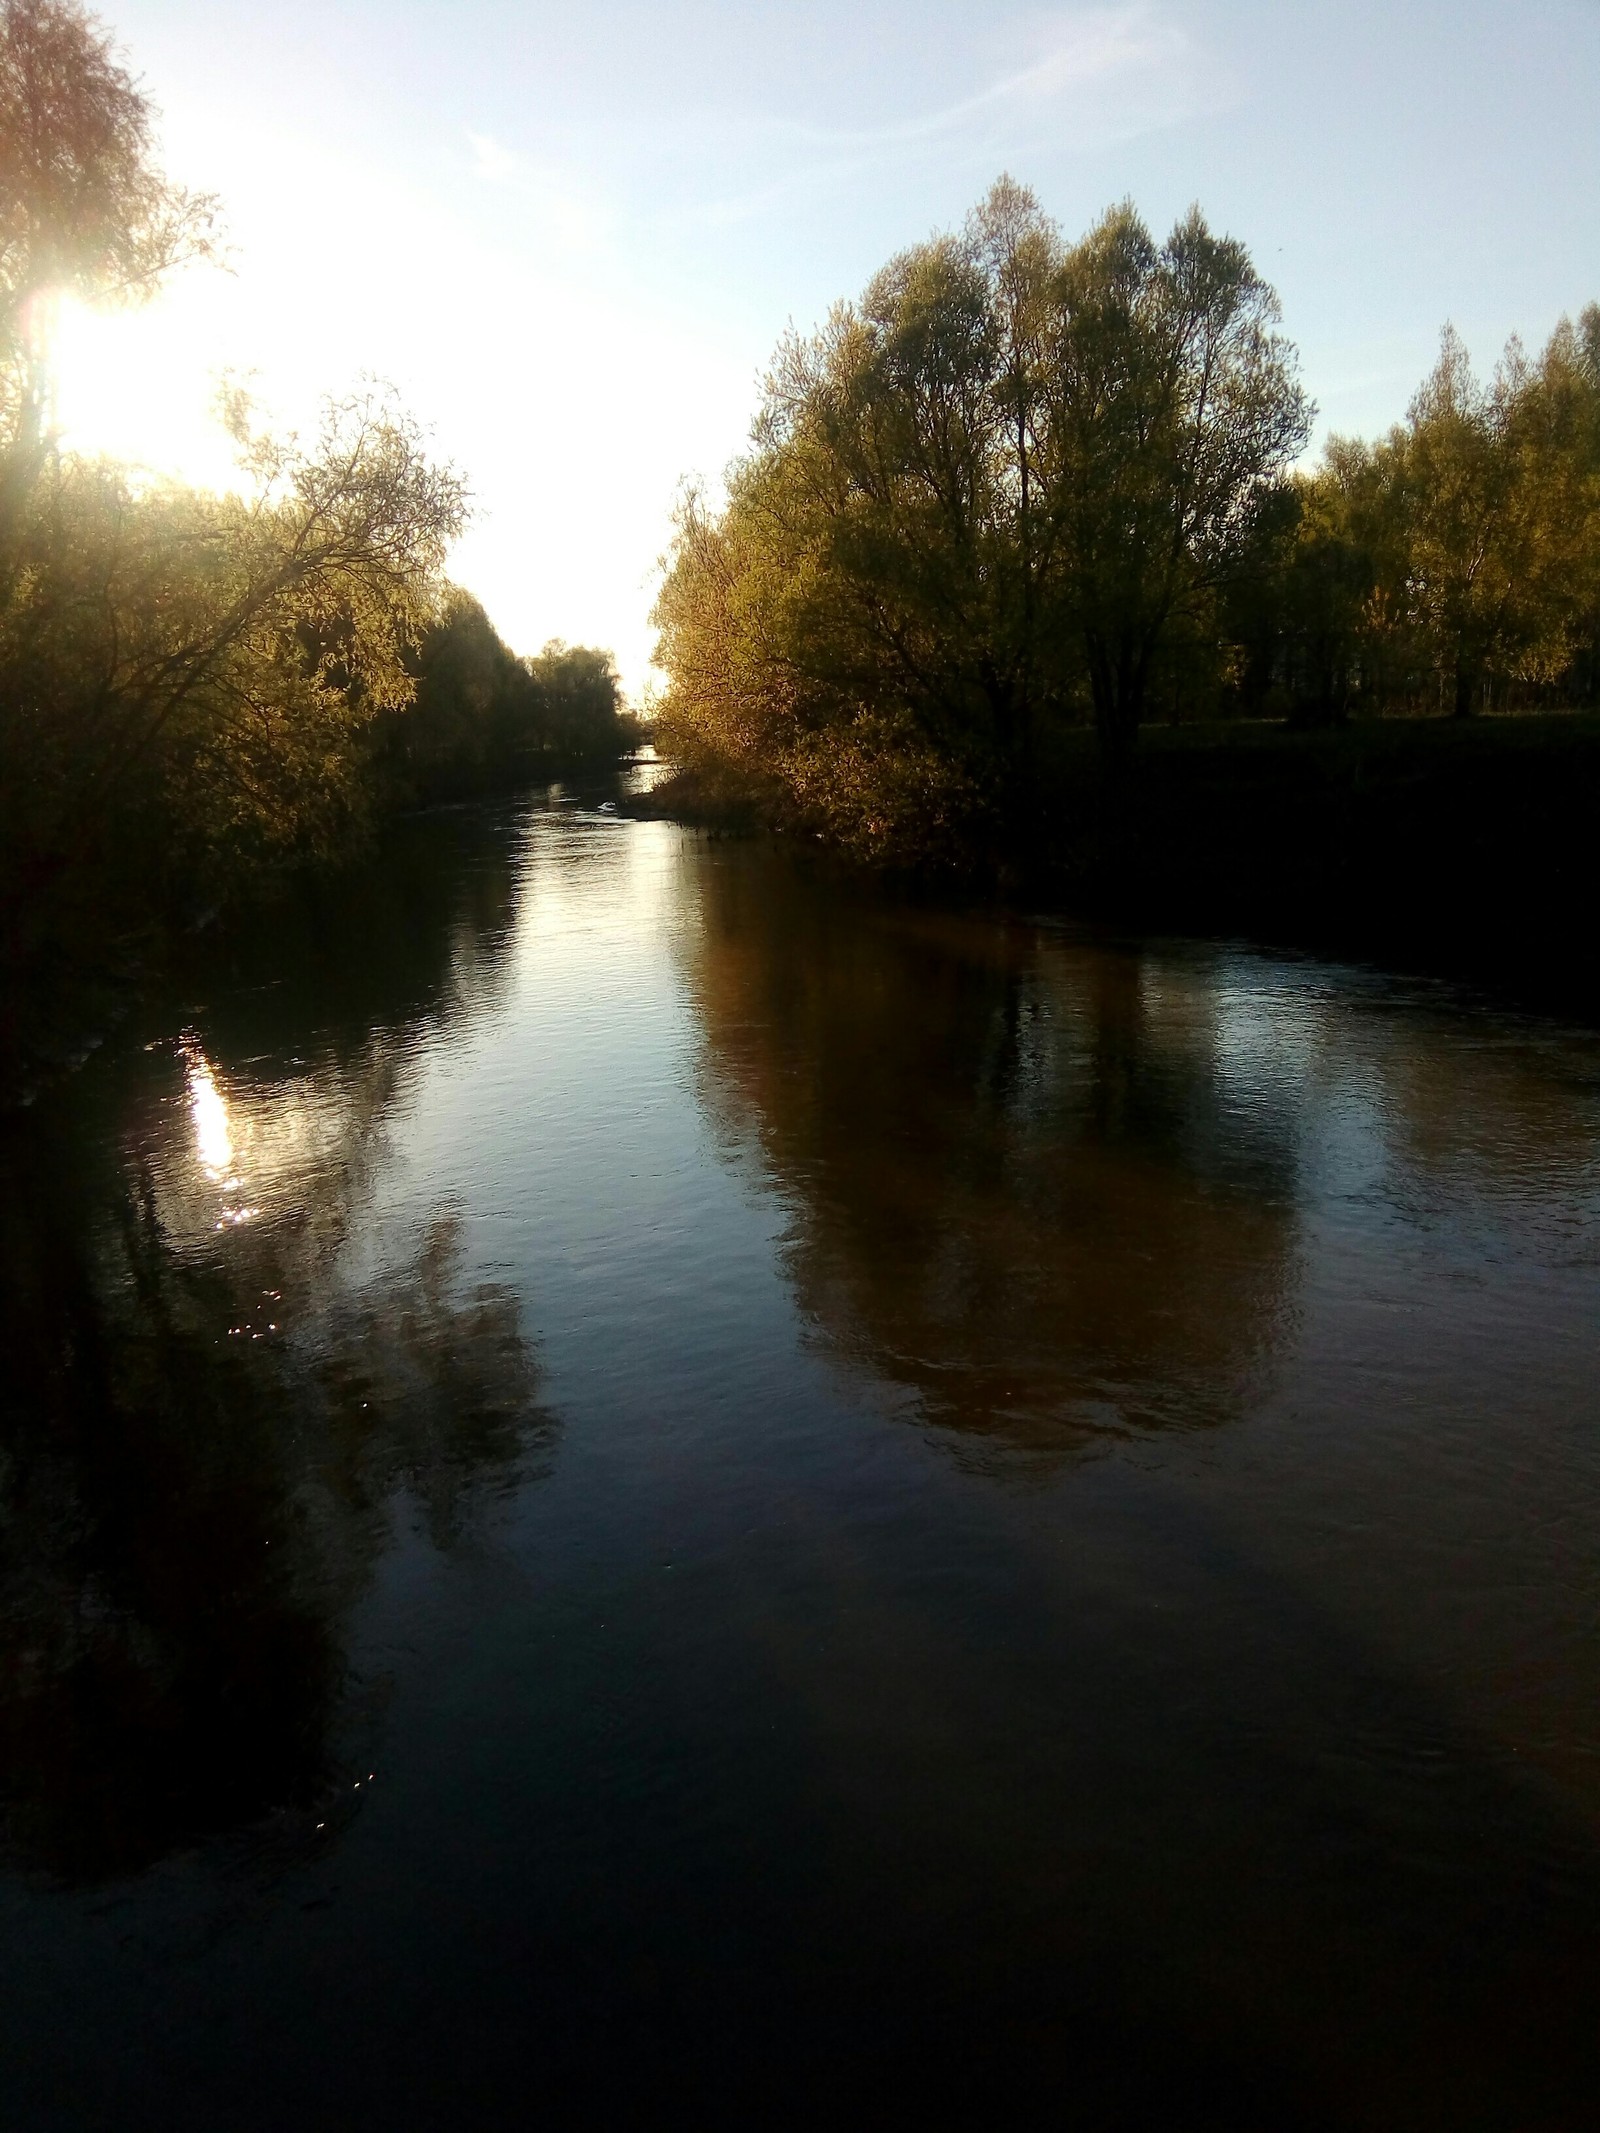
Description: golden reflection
xmin=180 ymin=1034 xmax=239 ymax=1188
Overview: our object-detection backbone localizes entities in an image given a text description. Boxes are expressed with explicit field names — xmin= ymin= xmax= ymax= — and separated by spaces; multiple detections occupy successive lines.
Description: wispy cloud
xmin=783 ymin=5 xmax=1195 ymax=152
xmin=684 ymin=6 xmax=1209 ymax=230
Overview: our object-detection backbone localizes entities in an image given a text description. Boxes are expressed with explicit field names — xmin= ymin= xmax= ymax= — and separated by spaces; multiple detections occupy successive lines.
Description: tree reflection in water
xmin=684 ymin=844 xmax=1305 ymax=1461
xmin=0 ymin=811 xmax=553 ymax=1882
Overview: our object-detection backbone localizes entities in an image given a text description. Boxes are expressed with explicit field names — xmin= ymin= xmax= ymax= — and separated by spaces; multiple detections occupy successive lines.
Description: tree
xmin=382 ymin=587 xmax=534 ymax=801
xmin=0 ymin=0 xmax=642 ymax=1077
xmin=0 ymin=0 xmax=217 ymax=516
xmin=654 ymin=184 xmax=1310 ymax=855
xmin=0 ymin=389 xmax=467 ymax=964
xmin=523 ymin=640 xmax=627 ymax=761
xmin=1392 ymin=327 xmax=1534 ymax=716
xmin=1255 ymin=446 xmax=1392 ymax=726
xmin=1038 ymin=204 xmax=1311 ymax=760
xmin=1322 ymin=321 xmax=1600 ymax=718
xmin=1503 ymin=308 xmax=1600 ymax=707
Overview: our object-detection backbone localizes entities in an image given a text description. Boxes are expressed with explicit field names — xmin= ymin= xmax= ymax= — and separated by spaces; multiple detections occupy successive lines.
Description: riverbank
xmin=637 ymin=714 xmax=1600 ymax=1018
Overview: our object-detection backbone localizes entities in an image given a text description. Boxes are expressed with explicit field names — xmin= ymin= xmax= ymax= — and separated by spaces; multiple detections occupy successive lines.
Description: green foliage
xmin=377 ymin=588 xmax=533 ymax=800
xmin=0 ymin=393 xmax=467 ymax=933
xmin=373 ymin=602 xmax=631 ymax=804
xmin=653 ymin=181 xmax=1312 ymax=858
xmin=520 ymin=639 xmax=629 ymax=765
xmin=0 ymin=1 xmax=467 ymax=1010
xmin=657 ymin=180 xmax=1600 ymax=866
xmin=1273 ymin=314 xmax=1600 ymax=720
xmin=0 ymin=0 xmax=627 ymax=1074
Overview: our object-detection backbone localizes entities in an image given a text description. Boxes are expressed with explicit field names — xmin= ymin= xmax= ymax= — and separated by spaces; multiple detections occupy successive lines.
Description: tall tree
xmin=1319 ymin=320 xmax=1600 ymax=717
xmin=0 ymin=0 xmax=216 ymax=517
xmin=1037 ymin=204 xmax=1311 ymax=760
xmin=1393 ymin=327 xmax=1533 ymax=716
xmin=523 ymin=640 xmax=626 ymax=761
xmin=654 ymin=183 xmax=1310 ymax=856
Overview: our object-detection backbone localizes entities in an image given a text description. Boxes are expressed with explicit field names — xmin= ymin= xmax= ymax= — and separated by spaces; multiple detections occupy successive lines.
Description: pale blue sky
xmin=55 ymin=1 xmax=1600 ymax=693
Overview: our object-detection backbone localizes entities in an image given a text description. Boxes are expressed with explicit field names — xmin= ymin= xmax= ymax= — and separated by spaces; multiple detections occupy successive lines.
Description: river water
xmin=2 ymin=779 xmax=1598 ymax=2130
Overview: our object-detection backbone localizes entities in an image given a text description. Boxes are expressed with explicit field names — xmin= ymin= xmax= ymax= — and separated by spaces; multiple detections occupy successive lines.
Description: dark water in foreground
xmin=3 ymin=782 xmax=1598 ymax=2130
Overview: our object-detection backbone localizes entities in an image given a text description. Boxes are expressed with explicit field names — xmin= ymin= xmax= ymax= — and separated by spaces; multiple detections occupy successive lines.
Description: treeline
xmin=385 ymin=594 xmax=639 ymax=805
xmin=653 ymin=180 xmax=1600 ymax=865
xmin=0 ymin=0 xmax=627 ymax=1074
xmin=1242 ymin=317 xmax=1600 ymax=724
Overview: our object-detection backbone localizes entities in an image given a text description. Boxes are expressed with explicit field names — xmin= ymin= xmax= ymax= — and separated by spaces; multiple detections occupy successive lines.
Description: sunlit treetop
xmin=0 ymin=0 xmax=219 ymax=455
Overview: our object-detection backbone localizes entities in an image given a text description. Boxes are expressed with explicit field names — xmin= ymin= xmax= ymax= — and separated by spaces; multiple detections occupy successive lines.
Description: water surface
xmin=3 ymin=786 xmax=1598 ymax=2129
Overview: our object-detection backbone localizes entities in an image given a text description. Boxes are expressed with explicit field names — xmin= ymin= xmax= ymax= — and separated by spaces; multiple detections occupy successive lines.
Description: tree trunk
xmin=1089 ymin=633 xmax=1145 ymax=769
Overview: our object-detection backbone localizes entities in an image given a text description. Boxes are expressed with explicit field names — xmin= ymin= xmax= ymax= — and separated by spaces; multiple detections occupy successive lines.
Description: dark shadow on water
xmin=0 ymin=804 xmax=555 ymax=1883
xmin=683 ymin=840 xmax=1304 ymax=1461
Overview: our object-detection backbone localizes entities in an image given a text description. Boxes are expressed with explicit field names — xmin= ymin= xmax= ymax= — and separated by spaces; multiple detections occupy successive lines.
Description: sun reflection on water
xmin=178 ymin=1036 xmax=260 ymax=1227
xmin=181 ymin=1038 xmax=236 ymax=1183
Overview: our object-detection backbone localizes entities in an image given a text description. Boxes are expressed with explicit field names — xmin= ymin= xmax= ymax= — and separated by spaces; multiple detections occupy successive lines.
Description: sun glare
xmin=50 ymin=293 xmax=241 ymax=492
xmin=181 ymin=1037 xmax=239 ymax=1187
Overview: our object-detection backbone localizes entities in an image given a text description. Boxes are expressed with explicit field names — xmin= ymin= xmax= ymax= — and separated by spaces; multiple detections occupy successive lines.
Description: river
xmin=2 ymin=776 xmax=1598 ymax=2129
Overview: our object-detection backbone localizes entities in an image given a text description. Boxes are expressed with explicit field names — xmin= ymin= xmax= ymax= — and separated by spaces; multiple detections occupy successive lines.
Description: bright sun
xmin=49 ymin=291 xmax=243 ymax=492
